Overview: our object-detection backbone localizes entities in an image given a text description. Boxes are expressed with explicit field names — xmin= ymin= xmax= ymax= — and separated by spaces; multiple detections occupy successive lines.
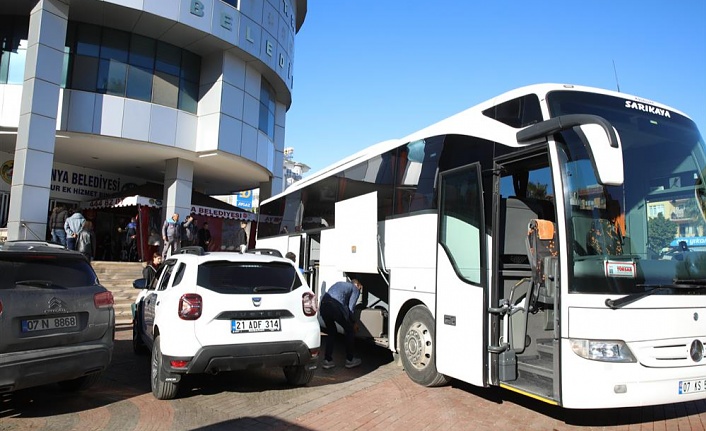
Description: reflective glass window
xmin=97 ymin=58 xmax=127 ymax=96
xmin=181 ymin=50 xmax=200 ymax=83
xmin=129 ymin=35 xmax=155 ymax=69
xmin=156 ymin=42 xmax=181 ymax=76
xmin=178 ymin=79 xmax=198 ymax=112
xmin=100 ymin=28 xmax=129 ymax=61
xmin=259 ymin=79 xmax=275 ymax=139
xmin=153 ymin=70 xmax=179 ymax=108
xmin=76 ymin=24 xmax=101 ymax=57
xmin=0 ymin=51 xmax=8 ymax=83
xmin=6 ymin=40 xmax=27 ymax=85
xmin=71 ymin=55 xmax=99 ymax=92
xmin=126 ymin=65 xmax=153 ymax=101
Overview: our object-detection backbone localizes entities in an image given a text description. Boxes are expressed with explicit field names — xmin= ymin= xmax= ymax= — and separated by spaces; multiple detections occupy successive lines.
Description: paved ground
xmin=2 ymin=325 xmax=706 ymax=431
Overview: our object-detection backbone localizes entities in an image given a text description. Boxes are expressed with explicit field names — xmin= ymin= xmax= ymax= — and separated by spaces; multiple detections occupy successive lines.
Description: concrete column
xmin=6 ymin=0 xmax=69 ymax=241
xmin=162 ymin=158 xmax=194 ymax=225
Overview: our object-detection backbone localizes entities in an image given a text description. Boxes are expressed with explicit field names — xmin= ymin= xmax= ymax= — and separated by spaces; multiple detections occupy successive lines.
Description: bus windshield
xmin=548 ymin=90 xmax=706 ymax=295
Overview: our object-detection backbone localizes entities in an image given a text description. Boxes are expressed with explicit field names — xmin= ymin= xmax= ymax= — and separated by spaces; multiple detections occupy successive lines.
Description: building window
xmin=1 ymin=18 xmax=201 ymax=113
xmin=66 ymin=22 xmax=200 ymax=113
xmin=259 ymin=79 xmax=276 ymax=139
xmin=221 ymin=0 xmax=239 ymax=7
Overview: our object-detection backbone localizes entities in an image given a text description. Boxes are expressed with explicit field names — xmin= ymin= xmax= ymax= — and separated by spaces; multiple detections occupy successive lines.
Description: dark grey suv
xmin=0 ymin=241 xmax=115 ymax=393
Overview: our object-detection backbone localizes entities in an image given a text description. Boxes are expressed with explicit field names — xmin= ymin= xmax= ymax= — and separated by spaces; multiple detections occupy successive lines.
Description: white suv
xmin=132 ymin=247 xmax=320 ymax=400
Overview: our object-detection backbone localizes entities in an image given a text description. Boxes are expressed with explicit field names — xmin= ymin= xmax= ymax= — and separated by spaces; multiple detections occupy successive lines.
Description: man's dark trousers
xmin=320 ymin=294 xmax=355 ymax=361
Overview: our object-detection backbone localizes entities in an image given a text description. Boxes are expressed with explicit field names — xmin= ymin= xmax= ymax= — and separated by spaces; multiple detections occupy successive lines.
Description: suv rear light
xmin=179 ymin=294 xmax=202 ymax=320
xmin=302 ymin=291 xmax=317 ymax=317
xmin=94 ymin=291 xmax=114 ymax=309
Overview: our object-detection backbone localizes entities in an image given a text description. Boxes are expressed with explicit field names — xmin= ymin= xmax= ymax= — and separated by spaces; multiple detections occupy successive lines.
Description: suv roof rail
xmin=1 ymin=240 xmax=68 ymax=251
xmin=246 ymin=248 xmax=283 ymax=258
xmin=176 ymin=246 xmax=205 ymax=256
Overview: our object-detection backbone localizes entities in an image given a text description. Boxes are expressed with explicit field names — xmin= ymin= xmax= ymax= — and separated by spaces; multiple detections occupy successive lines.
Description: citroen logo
xmin=45 ymin=297 xmax=68 ymax=314
xmin=690 ymin=340 xmax=704 ymax=362
xmin=252 ymin=297 xmax=262 ymax=307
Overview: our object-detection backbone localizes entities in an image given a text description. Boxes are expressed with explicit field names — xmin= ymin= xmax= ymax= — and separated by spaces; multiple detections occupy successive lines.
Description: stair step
xmin=91 ymin=261 xmax=144 ymax=327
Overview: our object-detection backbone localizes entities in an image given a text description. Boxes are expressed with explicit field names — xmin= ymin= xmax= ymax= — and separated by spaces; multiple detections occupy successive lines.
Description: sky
xmin=283 ymin=1 xmax=706 ymax=175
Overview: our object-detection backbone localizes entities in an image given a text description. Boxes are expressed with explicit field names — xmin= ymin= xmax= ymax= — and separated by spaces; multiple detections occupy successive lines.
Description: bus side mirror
xmin=574 ymin=123 xmax=624 ymax=186
xmin=517 ymin=114 xmax=624 ymax=186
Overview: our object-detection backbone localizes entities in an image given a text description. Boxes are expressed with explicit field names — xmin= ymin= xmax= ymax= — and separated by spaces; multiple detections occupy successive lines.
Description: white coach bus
xmin=256 ymin=83 xmax=706 ymax=409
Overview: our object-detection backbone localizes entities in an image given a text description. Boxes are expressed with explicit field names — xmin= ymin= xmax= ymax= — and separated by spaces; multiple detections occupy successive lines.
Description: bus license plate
xmin=679 ymin=378 xmax=706 ymax=394
xmin=21 ymin=315 xmax=78 ymax=332
xmin=231 ymin=319 xmax=281 ymax=333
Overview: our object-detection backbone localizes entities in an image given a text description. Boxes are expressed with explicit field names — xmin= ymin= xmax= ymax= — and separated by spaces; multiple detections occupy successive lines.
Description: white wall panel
xmin=218 ymin=115 xmax=243 ymax=155
xmin=179 ymin=0 xmax=213 ymax=33
xmin=93 ymin=95 xmax=124 ymax=137
xmin=122 ymin=99 xmax=151 ymax=141
xmin=242 ymin=93 xmax=259 ymax=129
xmin=223 ymin=52 xmax=246 ymax=89
xmin=256 ymin=133 xmax=272 ymax=170
xmin=196 ymin=112 xmax=219 ymax=152
xmin=239 ymin=0 xmax=264 ymax=23
xmin=143 ymin=0 xmax=179 ymax=21
xmin=221 ymin=83 xmax=244 ymax=119
xmin=149 ymin=105 xmax=178 ymax=146
xmin=199 ymin=80 xmax=223 ymax=116
xmin=238 ymin=16 xmax=261 ymax=63
xmin=211 ymin=1 xmax=240 ymax=45
xmin=66 ymin=90 xmax=95 ymax=133
xmin=20 ymin=79 xmax=58 ymax=119
xmin=17 ymin=114 xmax=56 ymax=153
xmin=240 ymin=123 xmax=257 ymax=160
xmin=0 ymin=85 xmax=21 ymax=128
xmin=175 ymin=110 xmax=198 ymax=151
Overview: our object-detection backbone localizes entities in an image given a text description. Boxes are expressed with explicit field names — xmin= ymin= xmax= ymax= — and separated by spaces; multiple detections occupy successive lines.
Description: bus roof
xmin=263 ymin=83 xmax=689 ymax=205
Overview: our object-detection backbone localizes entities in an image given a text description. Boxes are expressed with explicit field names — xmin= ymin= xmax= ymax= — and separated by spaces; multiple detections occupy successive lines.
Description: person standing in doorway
xmin=64 ymin=209 xmax=85 ymax=251
xmin=319 ymin=279 xmax=363 ymax=369
xmin=77 ymin=220 xmax=96 ymax=262
xmin=197 ymin=221 xmax=211 ymax=250
xmin=181 ymin=214 xmax=197 ymax=248
xmin=49 ymin=204 xmax=68 ymax=246
xmin=162 ymin=213 xmax=181 ymax=259
xmin=234 ymin=220 xmax=248 ymax=253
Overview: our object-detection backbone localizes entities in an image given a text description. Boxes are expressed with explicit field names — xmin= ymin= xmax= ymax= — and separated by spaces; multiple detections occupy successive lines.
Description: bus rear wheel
xmin=399 ymin=305 xmax=450 ymax=387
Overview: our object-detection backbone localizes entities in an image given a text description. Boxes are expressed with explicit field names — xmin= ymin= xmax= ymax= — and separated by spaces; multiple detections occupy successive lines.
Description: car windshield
xmin=196 ymin=260 xmax=302 ymax=294
xmin=548 ymin=90 xmax=706 ymax=295
xmin=0 ymin=255 xmax=98 ymax=289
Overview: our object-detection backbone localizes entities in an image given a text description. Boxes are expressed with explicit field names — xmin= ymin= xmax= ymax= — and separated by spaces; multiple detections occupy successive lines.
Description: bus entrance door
xmin=434 ymin=163 xmax=486 ymax=386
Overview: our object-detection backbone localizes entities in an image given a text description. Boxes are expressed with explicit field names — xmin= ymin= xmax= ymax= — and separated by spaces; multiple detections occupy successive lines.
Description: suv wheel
xmin=283 ymin=365 xmax=314 ymax=386
xmin=151 ymin=336 xmax=179 ymax=400
xmin=58 ymin=372 xmax=102 ymax=391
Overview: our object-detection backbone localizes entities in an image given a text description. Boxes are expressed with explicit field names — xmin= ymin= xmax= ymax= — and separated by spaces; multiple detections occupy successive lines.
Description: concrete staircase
xmin=92 ymin=261 xmax=144 ymax=327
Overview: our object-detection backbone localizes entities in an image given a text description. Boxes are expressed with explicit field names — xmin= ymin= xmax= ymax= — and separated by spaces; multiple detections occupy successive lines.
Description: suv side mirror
xmin=133 ymin=278 xmax=147 ymax=290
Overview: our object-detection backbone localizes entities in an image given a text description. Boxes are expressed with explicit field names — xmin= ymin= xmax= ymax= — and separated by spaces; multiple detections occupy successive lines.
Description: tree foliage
xmin=647 ymin=213 xmax=678 ymax=252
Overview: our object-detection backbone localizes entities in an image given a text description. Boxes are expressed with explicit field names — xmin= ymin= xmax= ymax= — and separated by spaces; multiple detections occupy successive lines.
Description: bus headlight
xmin=570 ymin=339 xmax=636 ymax=363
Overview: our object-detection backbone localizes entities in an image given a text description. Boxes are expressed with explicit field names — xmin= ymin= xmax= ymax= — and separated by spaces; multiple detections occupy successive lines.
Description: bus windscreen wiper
xmin=605 ymin=281 xmax=706 ymax=309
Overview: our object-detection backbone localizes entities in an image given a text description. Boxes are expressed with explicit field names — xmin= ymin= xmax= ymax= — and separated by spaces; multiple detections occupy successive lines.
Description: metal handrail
xmin=21 ymin=222 xmax=44 ymax=240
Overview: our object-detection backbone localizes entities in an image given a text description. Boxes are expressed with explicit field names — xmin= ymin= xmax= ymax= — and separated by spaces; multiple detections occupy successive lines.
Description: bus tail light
xmin=302 ymin=292 xmax=317 ymax=317
xmin=179 ymin=294 xmax=202 ymax=320
xmin=570 ymin=339 xmax=636 ymax=363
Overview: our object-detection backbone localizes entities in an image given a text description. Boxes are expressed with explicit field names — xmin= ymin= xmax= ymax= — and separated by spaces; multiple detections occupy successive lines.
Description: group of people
xmin=48 ymin=204 xmax=97 ymax=261
xmin=160 ymin=212 xmax=248 ymax=259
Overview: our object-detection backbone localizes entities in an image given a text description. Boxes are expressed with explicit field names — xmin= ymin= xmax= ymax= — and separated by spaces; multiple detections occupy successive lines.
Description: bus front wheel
xmin=399 ymin=305 xmax=450 ymax=387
